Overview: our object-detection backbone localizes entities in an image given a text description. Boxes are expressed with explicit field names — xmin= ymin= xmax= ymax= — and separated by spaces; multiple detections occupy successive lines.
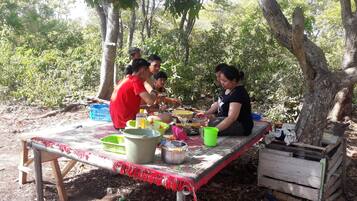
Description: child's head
xmin=148 ymin=54 xmax=162 ymax=75
xmin=153 ymin=71 xmax=168 ymax=90
xmin=128 ymin=47 xmax=141 ymax=60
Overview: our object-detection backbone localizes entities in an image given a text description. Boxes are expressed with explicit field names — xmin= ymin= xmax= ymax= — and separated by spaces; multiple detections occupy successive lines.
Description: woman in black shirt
xmin=203 ymin=65 xmax=253 ymax=136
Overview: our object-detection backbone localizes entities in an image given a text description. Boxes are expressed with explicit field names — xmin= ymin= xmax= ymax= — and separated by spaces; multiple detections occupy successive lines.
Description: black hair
xmin=233 ymin=64 xmax=244 ymax=81
xmin=124 ymin=65 xmax=133 ymax=75
xmin=131 ymin=59 xmax=150 ymax=73
xmin=148 ymin=54 xmax=162 ymax=63
xmin=220 ymin=65 xmax=242 ymax=82
xmin=238 ymin=70 xmax=244 ymax=81
xmin=215 ymin=63 xmax=229 ymax=73
xmin=153 ymin=71 xmax=168 ymax=80
xmin=128 ymin=47 xmax=141 ymax=56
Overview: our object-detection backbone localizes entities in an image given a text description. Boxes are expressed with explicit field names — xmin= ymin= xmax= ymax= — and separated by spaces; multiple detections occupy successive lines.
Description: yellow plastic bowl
xmin=154 ymin=120 xmax=170 ymax=135
xmin=172 ymin=110 xmax=194 ymax=120
xmin=126 ymin=120 xmax=169 ymax=136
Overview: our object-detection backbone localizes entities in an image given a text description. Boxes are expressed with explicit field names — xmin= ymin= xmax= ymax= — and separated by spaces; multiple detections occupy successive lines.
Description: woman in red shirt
xmin=110 ymin=59 xmax=156 ymax=129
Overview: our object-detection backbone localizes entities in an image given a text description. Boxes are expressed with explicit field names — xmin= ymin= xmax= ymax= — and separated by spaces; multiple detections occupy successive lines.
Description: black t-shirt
xmin=217 ymin=85 xmax=253 ymax=134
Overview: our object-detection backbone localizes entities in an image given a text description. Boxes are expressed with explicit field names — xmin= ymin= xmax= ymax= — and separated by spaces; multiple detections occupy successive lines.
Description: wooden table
xmin=29 ymin=120 xmax=270 ymax=201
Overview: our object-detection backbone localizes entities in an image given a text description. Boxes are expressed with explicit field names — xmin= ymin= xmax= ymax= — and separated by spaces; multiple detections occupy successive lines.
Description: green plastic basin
xmin=100 ymin=135 xmax=126 ymax=154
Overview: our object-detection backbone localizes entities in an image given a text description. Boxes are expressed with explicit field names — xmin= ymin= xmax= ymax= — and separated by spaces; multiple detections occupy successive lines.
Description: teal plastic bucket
xmin=122 ymin=128 xmax=161 ymax=164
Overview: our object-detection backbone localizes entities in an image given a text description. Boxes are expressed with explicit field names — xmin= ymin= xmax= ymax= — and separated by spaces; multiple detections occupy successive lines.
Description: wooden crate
xmin=258 ymin=137 xmax=343 ymax=201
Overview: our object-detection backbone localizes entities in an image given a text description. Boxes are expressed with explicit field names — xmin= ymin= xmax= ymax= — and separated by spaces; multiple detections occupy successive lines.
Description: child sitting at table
xmin=153 ymin=71 xmax=181 ymax=107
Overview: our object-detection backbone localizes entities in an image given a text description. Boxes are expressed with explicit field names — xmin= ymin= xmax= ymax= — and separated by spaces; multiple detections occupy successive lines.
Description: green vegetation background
xmin=0 ymin=0 xmax=350 ymax=122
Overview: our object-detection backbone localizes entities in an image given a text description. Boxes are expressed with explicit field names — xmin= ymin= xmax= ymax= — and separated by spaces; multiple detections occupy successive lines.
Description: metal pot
xmin=161 ymin=140 xmax=188 ymax=164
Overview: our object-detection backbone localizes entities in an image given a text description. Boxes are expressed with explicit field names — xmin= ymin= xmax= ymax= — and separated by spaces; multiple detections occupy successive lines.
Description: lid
xmin=139 ymin=109 xmax=145 ymax=113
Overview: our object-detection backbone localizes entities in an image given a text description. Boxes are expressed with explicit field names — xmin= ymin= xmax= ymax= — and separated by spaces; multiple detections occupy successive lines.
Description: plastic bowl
xmin=251 ymin=112 xmax=262 ymax=121
xmin=126 ymin=120 xmax=169 ymax=136
xmin=172 ymin=110 xmax=194 ymax=120
xmin=154 ymin=120 xmax=170 ymax=135
xmin=126 ymin=120 xmax=137 ymax=128
xmin=100 ymin=135 xmax=125 ymax=154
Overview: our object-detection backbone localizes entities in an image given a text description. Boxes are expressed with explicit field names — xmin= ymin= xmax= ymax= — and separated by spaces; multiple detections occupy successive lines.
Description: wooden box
xmin=258 ymin=137 xmax=343 ymax=201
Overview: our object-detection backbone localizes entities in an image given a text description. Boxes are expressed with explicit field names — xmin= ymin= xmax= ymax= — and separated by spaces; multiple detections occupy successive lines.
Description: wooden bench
xmin=17 ymin=122 xmax=98 ymax=201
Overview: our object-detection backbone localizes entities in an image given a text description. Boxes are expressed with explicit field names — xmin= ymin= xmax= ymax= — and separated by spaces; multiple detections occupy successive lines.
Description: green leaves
xmin=164 ymin=0 xmax=203 ymax=19
xmin=0 ymin=0 xmax=101 ymax=108
xmin=85 ymin=0 xmax=138 ymax=10
xmin=0 ymin=0 xmax=348 ymax=119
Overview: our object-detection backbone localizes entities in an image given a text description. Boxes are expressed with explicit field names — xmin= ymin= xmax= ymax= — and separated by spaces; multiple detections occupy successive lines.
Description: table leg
xmin=33 ymin=147 xmax=44 ymax=201
xmin=51 ymin=159 xmax=68 ymax=201
xmin=176 ymin=191 xmax=185 ymax=201
xmin=19 ymin=140 xmax=29 ymax=185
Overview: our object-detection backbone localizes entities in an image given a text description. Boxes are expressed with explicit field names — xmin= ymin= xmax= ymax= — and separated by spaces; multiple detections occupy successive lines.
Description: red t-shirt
xmin=110 ymin=75 xmax=146 ymax=129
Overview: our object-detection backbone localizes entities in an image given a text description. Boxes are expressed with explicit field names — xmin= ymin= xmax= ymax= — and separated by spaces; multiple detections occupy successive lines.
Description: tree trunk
xmin=140 ymin=0 xmax=148 ymax=43
xmin=178 ymin=10 xmax=192 ymax=65
xmin=179 ymin=10 xmax=187 ymax=33
xmin=127 ymin=8 xmax=136 ymax=48
xmin=95 ymin=4 xmax=107 ymax=42
xmin=329 ymin=86 xmax=353 ymax=121
xmin=296 ymin=75 xmax=339 ymax=145
xmin=147 ymin=0 xmax=156 ymax=38
xmin=329 ymin=8 xmax=357 ymax=121
xmin=97 ymin=3 xmax=119 ymax=100
xmin=118 ymin=10 xmax=124 ymax=50
xmin=183 ymin=12 xmax=196 ymax=65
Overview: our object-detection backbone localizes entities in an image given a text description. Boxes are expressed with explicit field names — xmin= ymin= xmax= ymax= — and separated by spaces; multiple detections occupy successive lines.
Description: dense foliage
xmin=0 ymin=0 xmax=348 ymax=122
xmin=0 ymin=0 xmax=101 ymax=106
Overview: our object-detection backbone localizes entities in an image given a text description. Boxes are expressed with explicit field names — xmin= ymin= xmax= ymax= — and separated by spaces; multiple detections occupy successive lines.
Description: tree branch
xmin=292 ymin=7 xmax=314 ymax=91
xmin=340 ymin=67 xmax=357 ymax=86
xmin=340 ymin=0 xmax=352 ymax=28
xmin=259 ymin=0 xmax=331 ymax=88
xmin=96 ymin=4 xmax=107 ymax=42
xmin=259 ymin=0 xmax=292 ymax=49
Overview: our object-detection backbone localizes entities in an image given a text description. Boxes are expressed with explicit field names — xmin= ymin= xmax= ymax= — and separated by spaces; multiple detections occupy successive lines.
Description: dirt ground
xmin=1 ymin=102 xmax=357 ymax=201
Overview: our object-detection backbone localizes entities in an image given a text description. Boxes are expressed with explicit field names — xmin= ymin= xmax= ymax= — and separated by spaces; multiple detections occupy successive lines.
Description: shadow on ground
xmin=43 ymin=151 xmax=266 ymax=201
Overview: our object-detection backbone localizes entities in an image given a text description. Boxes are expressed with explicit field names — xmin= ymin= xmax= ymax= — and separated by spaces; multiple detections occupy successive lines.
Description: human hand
xmin=147 ymin=105 xmax=159 ymax=114
xmin=172 ymin=98 xmax=182 ymax=106
xmin=195 ymin=112 xmax=206 ymax=118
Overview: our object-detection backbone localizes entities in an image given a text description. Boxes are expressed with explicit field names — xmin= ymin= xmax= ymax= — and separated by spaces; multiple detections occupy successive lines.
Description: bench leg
xmin=61 ymin=160 xmax=77 ymax=178
xmin=33 ymin=147 xmax=44 ymax=201
xmin=177 ymin=191 xmax=185 ymax=201
xmin=51 ymin=159 xmax=68 ymax=201
xmin=19 ymin=140 xmax=29 ymax=185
